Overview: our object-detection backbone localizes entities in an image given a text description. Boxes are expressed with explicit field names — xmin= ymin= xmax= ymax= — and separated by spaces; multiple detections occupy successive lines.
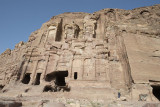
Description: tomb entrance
xmin=151 ymin=85 xmax=160 ymax=101
xmin=22 ymin=73 xmax=31 ymax=84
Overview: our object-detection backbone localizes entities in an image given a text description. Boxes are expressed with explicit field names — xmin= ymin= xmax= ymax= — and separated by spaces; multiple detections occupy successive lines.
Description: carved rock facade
xmin=0 ymin=4 xmax=160 ymax=104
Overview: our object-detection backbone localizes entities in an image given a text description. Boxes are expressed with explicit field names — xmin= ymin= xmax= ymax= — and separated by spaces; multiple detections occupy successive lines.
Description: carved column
xmin=70 ymin=58 xmax=74 ymax=79
xmin=20 ymin=61 xmax=29 ymax=81
xmin=41 ymin=55 xmax=50 ymax=81
xmin=82 ymin=58 xmax=85 ymax=80
xmin=20 ymin=49 xmax=34 ymax=81
xmin=29 ymin=60 xmax=38 ymax=85
xmin=67 ymin=58 xmax=73 ymax=79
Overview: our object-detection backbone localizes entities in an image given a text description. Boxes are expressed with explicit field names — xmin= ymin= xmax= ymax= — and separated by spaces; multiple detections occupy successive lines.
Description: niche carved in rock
xmin=64 ymin=22 xmax=79 ymax=39
xmin=83 ymin=15 xmax=97 ymax=38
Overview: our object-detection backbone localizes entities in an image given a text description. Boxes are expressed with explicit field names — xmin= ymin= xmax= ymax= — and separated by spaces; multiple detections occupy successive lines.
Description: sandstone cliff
xmin=0 ymin=4 xmax=160 ymax=106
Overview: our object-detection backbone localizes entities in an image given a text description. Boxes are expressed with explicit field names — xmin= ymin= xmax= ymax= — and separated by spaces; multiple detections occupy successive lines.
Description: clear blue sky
xmin=0 ymin=0 xmax=159 ymax=54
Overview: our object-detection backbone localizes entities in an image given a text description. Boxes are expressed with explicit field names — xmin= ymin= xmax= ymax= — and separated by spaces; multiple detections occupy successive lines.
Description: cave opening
xmin=22 ymin=73 xmax=31 ymax=84
xmin=151 ymin=85 xmax=160 ymax=101
xmin=35 ymin=73 xmax=41 ymax=85
xmin=56 ymin=71 xmax=68 ymax=86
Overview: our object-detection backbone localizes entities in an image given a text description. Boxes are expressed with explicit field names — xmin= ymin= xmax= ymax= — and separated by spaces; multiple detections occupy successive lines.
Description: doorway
xmin=151 ymin=85 xmax=160 ymax=101
xmin=22 ymin=73 xmax=31 ymax=84
xmin=56 ymin=71 xmax=68 ymax=86
xmin=35 ymin=73 xmax=41 ymax=85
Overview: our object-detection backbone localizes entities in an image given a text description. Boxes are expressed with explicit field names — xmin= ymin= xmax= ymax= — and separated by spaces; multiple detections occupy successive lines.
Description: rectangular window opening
xmin=74 ymin=72 xmax=78 ymax=80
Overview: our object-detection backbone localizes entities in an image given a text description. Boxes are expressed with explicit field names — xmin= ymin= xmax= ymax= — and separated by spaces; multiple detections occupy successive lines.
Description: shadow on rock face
xmin=43 ymin=102 xmax=65 ymax=107
xmin=0 ymin=101 xmax=22 ymax=107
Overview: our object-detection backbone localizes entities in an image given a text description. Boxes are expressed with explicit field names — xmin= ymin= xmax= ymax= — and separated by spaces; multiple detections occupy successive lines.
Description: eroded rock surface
xmin=0 ymin=4 xmax=160 ymax=106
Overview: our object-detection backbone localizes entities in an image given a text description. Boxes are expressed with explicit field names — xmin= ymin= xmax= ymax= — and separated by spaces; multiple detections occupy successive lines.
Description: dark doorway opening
xmin=151 ymin=85 xmax=160 ymax=101
xmin=45 ymin=72 xmax=56 ymax=82
xmin=0 ymin=85 xmax=4 ymax=90
xmin=56 ymin=71 xmax=68 ymax=86
xmin=22 ymin=73 xmax=31 ymax=84
xmin=74 ymin=72 xmax=77 ymax=80
xmin=35 ymin=73 xmax=41 ymax=85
